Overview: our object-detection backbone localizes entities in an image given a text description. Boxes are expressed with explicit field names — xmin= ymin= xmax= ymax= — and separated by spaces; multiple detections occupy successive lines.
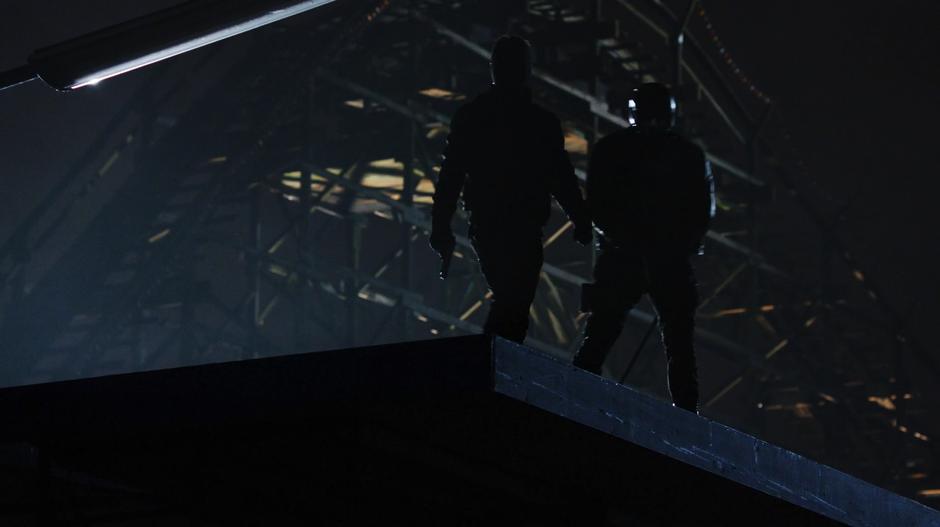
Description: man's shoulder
xmin=637 ymin=129 xmax=705 ymax=156
xmin=452 ymin=97 xmax=480 ymax=121
xmin=452 ymin=88 xmax=489 ymax=110
xmin=529 ymin=101 xmax=560 ymax=120
xmin=668 ymin=132 xmax=706 ymax=159
xmin=595 ymin=128 xmax=639 ymax=151
xmin=519 ymin=102 xmax=561 ymax=133
xmin=453 ymin=92 xmax=562 ymax=130
xmin=665 ymin=129 xmax=698 ymax=145
xmin=452 ymin=91 xmax=503 ymax=124
xmin=593 ymin=128 xmax=705 ymax=159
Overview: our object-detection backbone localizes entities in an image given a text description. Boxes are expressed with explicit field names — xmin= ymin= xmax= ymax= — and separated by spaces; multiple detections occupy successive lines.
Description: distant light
xmin=361 ymin=173 xmax=403 ymax=190
xmin=563 ymin=132 xmax=588 ymax=155
xmin=713 ymin=307 xmax=747 ymax=317
xmin=368 ymin=158 xmax=404 ymax=170
xmin=459 ymin=300 xmax=484 ymax=321
xmin=867 ymin=396 xmax=896 ymax=411
xmin=418 ymin=87 xmax=461 ymax=100
xmin=148 ymin=229 xmax=171 ymax=244
xmin=793 ymin=402 xmax=813 ymax=419
xmin=415 ymin=178 xmax=435 ymax=194
xmin=764 ymin=338 xmax=789 ymax=359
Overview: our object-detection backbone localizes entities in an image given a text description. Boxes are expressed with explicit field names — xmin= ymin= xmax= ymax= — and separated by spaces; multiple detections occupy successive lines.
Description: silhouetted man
xmin=430 ymin=35 xmax=591 ymax=343
xmin=572 ymin=83 xmax=715 ymax=412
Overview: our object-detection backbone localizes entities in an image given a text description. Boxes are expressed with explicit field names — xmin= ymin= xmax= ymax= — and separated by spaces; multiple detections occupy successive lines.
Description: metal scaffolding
xmin=0 ymin=0 xmax=937 ymax=503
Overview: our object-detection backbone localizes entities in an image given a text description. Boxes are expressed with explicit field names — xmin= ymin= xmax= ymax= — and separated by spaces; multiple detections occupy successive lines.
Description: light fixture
xmin=0 ymin=0 xmax=335 ymax=92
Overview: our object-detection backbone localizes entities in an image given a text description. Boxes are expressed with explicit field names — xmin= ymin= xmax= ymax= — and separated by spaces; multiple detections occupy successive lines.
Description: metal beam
xmin=417 ymin=13 xmax=759 ymax=182
xmin=277 ymin=158 xmax=786 ymax=373
xmin=317 ymin=69 xmax=788 ymax=283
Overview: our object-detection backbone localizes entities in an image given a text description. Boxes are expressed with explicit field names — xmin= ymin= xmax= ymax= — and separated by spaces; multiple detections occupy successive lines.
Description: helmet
xmin=490 ymin=35 xmax=532 ymax=88
xmin=627 ymin=82 xmax=676 ymax=129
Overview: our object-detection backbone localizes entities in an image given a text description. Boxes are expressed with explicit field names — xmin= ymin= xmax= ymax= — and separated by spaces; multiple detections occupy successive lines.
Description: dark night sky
xmin=1 ymin=1 xmax=939 ymax=364
xmin=704 ymin=1 xmax=940 ymax=365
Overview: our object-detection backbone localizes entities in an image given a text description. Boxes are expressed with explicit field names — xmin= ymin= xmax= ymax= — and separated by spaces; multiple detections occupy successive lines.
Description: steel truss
xmin=0 ymin=0 xmax=937 ymax=502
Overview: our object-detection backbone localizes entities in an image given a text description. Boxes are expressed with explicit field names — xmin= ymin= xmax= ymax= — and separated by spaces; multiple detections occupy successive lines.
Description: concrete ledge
xmin=493 ymin=337 xmax=940 ymax=527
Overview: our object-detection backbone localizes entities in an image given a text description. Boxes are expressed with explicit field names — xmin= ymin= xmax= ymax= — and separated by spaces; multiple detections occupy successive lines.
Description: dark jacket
xmin=432 ymin=86 xmax=589 ymax=234
xmin=587 ymin=127 xmax=715 ymax=253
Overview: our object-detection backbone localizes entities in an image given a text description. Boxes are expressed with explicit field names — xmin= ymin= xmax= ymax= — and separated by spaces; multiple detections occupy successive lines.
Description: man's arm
xmin=431 ymin=107 xmax=469 ymax=236
xmin=585 ymin=139 xmax=626 ymax=245
xmin=689 ymin=148 xmax=716 ymax=254
xmin=547 ymin=116 xmax=591 ymax=245
xmin=429 ymin=106 xmax=469 ymax=270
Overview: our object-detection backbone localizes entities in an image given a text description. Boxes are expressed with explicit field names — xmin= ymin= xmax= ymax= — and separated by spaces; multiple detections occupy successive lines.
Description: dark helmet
xmin=627 ymin=82 xmax=676 ymax=129
xmin=490 ymin=35 xmax=532 ymax=87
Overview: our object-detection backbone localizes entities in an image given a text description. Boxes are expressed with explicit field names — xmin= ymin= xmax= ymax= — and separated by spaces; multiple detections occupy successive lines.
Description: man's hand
xmin=573 ymin=222 xmax=593 ymax=246
xmin=429 ymin=228 xmax=455 ymax=254
xmin=429 ymin=228 xmax=457 ymax=279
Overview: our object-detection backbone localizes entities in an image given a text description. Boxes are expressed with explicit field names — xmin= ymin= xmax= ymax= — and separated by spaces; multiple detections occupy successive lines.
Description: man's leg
xmin=648 ymin=255 xmax=700 ymax=412
xmin=474 ymin=231 xmax=543 ymax=343
xmin=573 ymin=249 xmax=642 ymax=375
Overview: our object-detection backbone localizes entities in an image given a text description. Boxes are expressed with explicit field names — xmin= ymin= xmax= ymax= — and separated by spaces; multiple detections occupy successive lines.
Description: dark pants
xmin=573 ymin=246 xmax=699 ymax=411
xmin=471 ymin=227 xmax=543 ymax=343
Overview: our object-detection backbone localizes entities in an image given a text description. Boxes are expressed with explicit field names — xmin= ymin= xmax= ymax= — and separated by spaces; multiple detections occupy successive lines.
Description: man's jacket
xmin=432 ymin=87 xmax=588 ymax=234
xmin=587 ymin=127 xmax=715 ymax=253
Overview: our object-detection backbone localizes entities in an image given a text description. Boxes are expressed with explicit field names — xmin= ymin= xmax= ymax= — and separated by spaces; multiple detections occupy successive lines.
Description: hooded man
xmin=430 ymin=35 xmax=591 ymax=343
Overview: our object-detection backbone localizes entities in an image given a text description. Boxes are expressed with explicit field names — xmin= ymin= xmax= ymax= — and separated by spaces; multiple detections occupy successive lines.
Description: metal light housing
xmin=1 ymin=0 xmax=335 ymax=92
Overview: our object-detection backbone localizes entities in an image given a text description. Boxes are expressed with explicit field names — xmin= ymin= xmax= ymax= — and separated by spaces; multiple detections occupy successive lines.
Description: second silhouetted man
xmin=430 ymin=35 xmax=591 ymax=343
xmin=572 ymin=83 xmax=715 ymax=412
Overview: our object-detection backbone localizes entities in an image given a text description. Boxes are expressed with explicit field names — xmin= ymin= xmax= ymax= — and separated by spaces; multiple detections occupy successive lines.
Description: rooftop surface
xmin=0 ymin=335 xmax=935 ymax=525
